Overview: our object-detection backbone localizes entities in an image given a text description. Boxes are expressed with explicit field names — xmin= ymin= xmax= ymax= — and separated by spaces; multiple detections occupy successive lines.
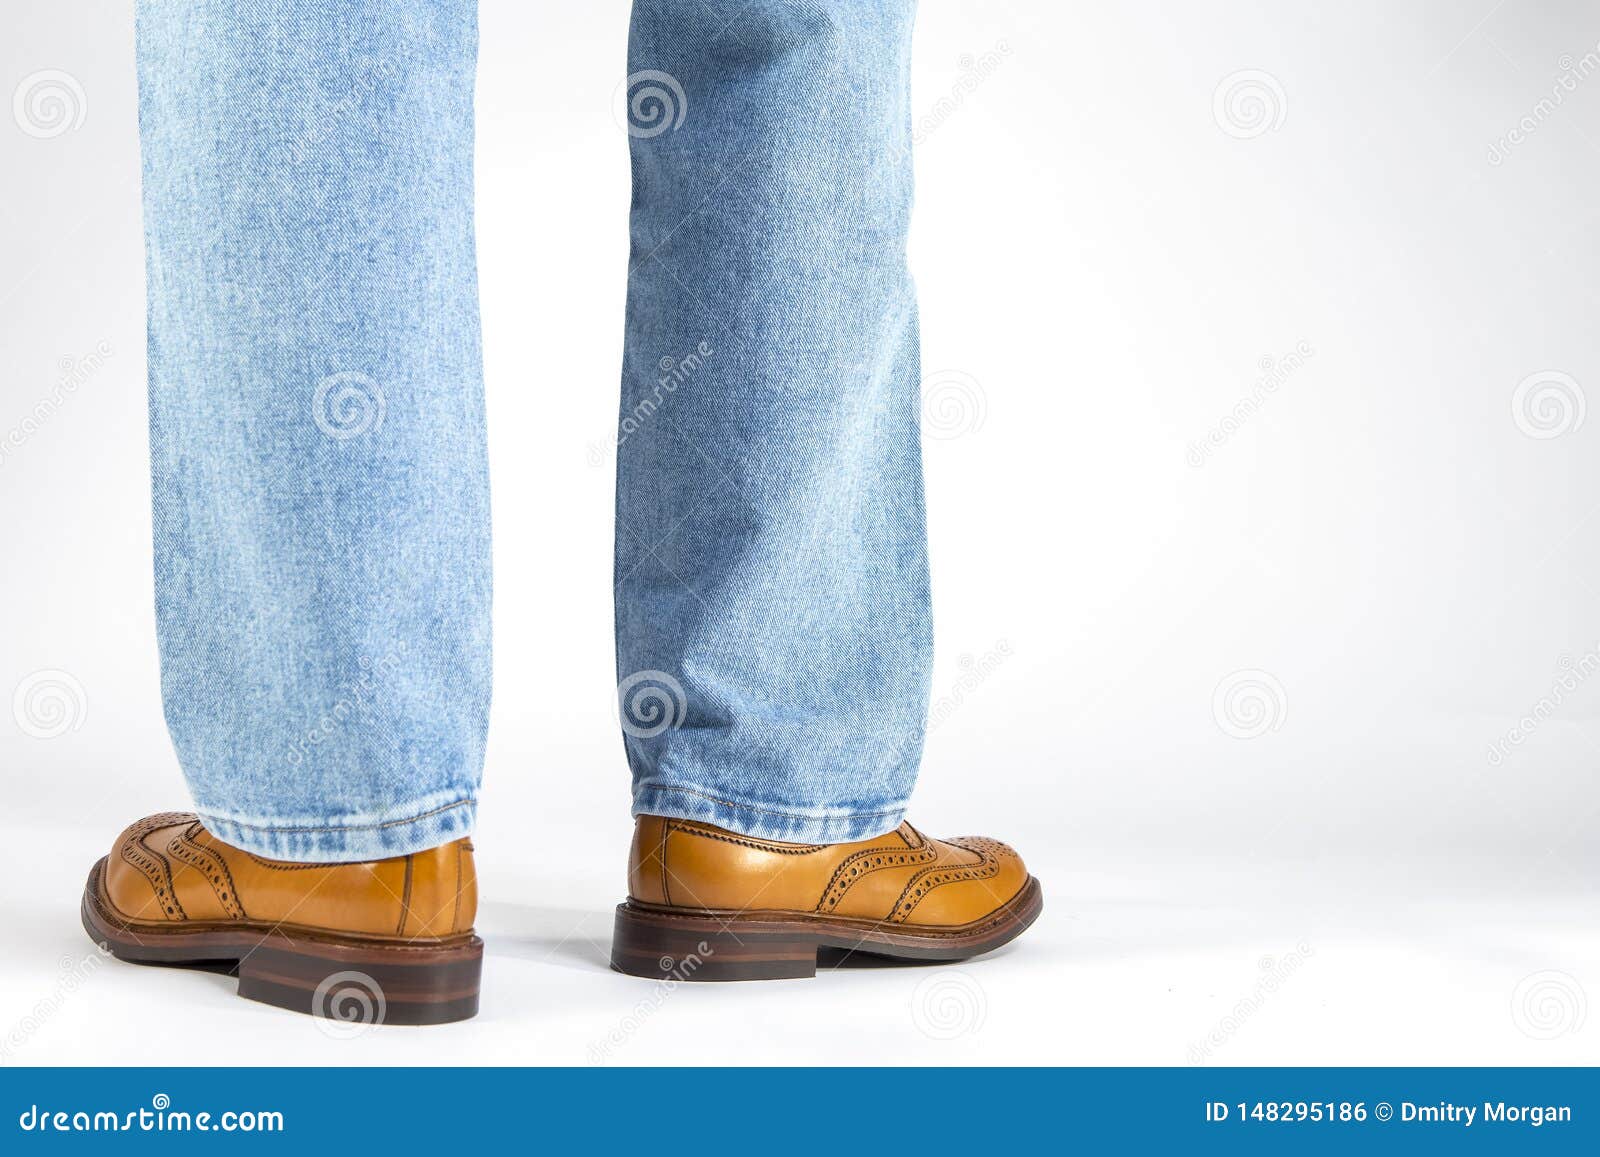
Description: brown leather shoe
xmin=610 ymin=816 xmax=1043 ymax=980
xmin=82 ymin=812 xmax=482 ymax=1024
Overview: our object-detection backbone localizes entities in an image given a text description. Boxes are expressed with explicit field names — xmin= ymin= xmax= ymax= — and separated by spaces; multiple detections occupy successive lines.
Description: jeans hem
xmin=631 ymin=783 xmax=905 ymax=844
xmin=194 ymin=794 xmax=476 ymax=864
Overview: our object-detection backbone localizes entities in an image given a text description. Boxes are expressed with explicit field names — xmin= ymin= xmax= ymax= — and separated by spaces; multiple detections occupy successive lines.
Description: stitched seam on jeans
xmin=201 ymin=798 xmax=472 ymax=836
xmin=639 ymin=784 xmax=905 ymax=826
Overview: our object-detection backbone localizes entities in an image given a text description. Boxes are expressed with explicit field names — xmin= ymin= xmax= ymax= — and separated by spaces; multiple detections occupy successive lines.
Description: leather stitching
xmin=815 ymin=830 xmax=939 ymax=914
xmin=888 ymin=838 xmax=1003 ymax=924
xmin=167 ymin=827 xmax=247 ymax=920
xmin=144 ymin=838 xmax=189 ymax=922
xmin=120 ymin=837 xmax=187 ymax=922
xmin=118 ymin=842 xmax=181 ymax=920
xmin=451 ymin=842 xmax=464 ymax=934
xmin=658 ymin=821 xmax=671 ymax=907
xmin=239 ymin=853 xmax=326 ymax=871
xmin=116 ymin=814 xmax=192 ymax=922
xmin=397 ymin=855 xmax=414 ymax=936
xmin=665 ymin=819 xmax=827 ymax=856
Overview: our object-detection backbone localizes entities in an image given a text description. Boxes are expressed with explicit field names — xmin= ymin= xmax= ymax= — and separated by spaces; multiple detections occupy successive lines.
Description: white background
xmin=2 ymin=0 xmax=1598 ymax=1065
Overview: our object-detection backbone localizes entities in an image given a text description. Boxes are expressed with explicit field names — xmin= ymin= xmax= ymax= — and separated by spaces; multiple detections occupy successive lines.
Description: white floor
xmin=4 ymin=812 xmax=1596 ymax=1067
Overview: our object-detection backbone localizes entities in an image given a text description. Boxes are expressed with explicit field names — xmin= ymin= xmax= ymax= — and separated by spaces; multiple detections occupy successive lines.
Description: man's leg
xmin=140 ymin=0 xmax=490 ymax=860
xmin=616 ymin=0 xmax=932 ymax=844
xmin=612 ymin=1 xmax=1040 ymax=980
xmin=80 ymin=0 xmax=487 ymax=1023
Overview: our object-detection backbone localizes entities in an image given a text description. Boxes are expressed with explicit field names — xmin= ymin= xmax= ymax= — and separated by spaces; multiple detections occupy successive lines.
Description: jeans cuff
xmin=194 ymin=793 xmax=476 ymax=863
xmin=631 ymin=783 xmax=905 ymax=844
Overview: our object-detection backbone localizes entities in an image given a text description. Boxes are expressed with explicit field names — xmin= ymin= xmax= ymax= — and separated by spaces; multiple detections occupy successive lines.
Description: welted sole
xmin=81 ymin=859 xmax=482 ymax=1025
xmin=610 ymin=875 xmax=1044 ymax=981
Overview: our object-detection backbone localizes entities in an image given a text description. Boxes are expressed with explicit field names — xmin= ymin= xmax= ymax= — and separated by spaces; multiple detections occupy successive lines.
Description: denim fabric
xmin=615 ymin=0 xmax=933 ymax=843
xmin=137 ymin=0 xmax=931 ymax=860
xmin=137 ymin=1 xmax=490 ymax=861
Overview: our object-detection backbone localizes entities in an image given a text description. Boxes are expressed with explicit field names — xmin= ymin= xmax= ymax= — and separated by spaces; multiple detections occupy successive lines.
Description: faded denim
xmin=616 ymin=0 xmax=932 ymax=843
xmin=138 ymin=1 xmax=489 ymax=860
xmin=137 ymin=0 xmax=930 ymax=861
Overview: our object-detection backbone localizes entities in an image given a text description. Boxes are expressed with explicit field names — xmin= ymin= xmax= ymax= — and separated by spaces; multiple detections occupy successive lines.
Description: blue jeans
xmin=137 ymin=0 xmax=931 ymax=862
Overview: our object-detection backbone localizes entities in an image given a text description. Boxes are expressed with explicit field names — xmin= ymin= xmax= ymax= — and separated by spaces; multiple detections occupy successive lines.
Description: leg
xmin=80 ymin=0 xmax=488 ymax=1023
xmin=139 ymin=0 xmax=490 ymax=861
xmin=611 ymin=1 xmax=1042 ymax=981
xmin=615 ymin=0 xmax=932 ymax=844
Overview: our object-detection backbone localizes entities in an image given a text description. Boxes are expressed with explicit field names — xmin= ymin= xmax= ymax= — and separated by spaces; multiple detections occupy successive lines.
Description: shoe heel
xmin=610 ymin=902 xmax=819 ymax=981
xmin=235 ymin=934 xmax=484 ymax=1026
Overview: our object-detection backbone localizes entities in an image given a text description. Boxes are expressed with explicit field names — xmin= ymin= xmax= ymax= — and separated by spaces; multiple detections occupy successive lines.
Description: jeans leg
xmin=137 ymin=0 xmax=490 ymax=861
xmin=616 ymin=0 xmax=931 ymax=842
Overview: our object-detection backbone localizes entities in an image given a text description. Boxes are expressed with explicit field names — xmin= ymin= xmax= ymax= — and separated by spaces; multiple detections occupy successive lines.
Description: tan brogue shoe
xmin=610 ymin=816 xmax=1042 ymax=980
xmin=82 ymin=812 xmax=482 ymax=1023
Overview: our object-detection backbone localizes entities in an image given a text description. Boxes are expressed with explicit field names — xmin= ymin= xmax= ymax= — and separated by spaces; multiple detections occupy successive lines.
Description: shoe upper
xmin=99 ymin=812 xmax=477 ymax=939
xmin=626 ymin=816 xmax=1030 ymax=927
